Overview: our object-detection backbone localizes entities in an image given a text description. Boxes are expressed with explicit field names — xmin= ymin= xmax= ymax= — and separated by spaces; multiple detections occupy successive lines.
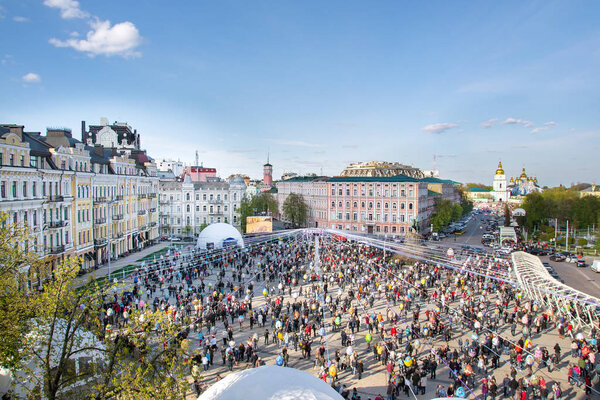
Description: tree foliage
xmin=0 ymin=214 xmax=195 ymax=399
xmin=283 ymin=193 xmax=308 ymax=227
xmin=522 ymin=188 xmax=600 ymax=230
xmin=237 ymin=192 xmax=279 ymax=232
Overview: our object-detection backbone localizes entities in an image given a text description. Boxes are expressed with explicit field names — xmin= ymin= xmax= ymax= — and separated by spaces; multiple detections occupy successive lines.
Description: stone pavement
xmin=111 ymin=245 xmax=594 ymax=400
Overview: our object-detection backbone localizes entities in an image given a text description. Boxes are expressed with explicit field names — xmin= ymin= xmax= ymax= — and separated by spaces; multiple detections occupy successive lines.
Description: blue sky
xmin=1 ymin=1 xmax=599 ymax=186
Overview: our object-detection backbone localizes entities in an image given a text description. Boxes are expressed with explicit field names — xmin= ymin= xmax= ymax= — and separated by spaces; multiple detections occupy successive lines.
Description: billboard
xmin=246 ymin=216 xmax=273 ymax=233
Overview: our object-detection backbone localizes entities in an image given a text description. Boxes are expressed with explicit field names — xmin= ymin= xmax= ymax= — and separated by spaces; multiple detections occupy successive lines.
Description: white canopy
xmin=196 ymin=223 xmax=244 ymax=250
xmin=197 ymin=365 xmax=343 ymax=400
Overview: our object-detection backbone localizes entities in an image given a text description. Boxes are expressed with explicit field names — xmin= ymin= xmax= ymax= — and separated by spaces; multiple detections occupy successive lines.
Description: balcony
xmin=93 ymin=197 xmax=107 ymax=203
xmin=46 ymin=245 xmax=65 ymax=254
xmin=159 ymin=199 xmax=169 ymax=205
xmin=208 ymin=199 xmax=223 ymax=204
xmin=149 ymin=208 xmax=157 ymax=213
xmin=209 ymin=211 xmax=224 ymax=216
xmin=138 ymin=209 xmax=147 ymax=216
xmin=48 ymin=195 xmax=64 ymax=203
xmin=149 ymin=222 xmax=157 ymax=227
xmin=115 ymin=195 xmax=124 ymax=201
xmin=48 ymin=220 xmax=67 ymax=229
xmin=112 ymin=214 xmax=124 ymax=221
xmin=138 ymin=193 xmax=147 ymax=199
xmin=148 ymin=193 xmax=157 ymax=199
xmin=94 ymin=218 xmax=107 ymax=225
xmin=139 ymin=224 xmax=147 ymax=231
xmin=94 ymin=239 xmax=107 ymax=247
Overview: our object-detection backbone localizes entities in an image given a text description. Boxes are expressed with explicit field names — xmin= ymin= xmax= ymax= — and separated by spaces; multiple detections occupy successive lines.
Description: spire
xmin=195 ymin=150 xmax=199 ymax=166
xmin=495 ymin=161 xmax=504 ymax=175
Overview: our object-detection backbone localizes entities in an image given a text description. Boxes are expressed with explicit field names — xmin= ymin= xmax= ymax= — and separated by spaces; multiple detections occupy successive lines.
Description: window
xmin=368 ymin=213 xmax=373 ymax=221
xmin=353 ymin=212 xmax=357 ymax=221
xmin=401 ymin=203 xmax=405 ymax=210
xmin=338 ymin=189 xmax=342 ymax=195
xmin=353 ymin=202 xmax=357 ymax=208
xmin=384 ymin=189 xmax=388 ymax=197
xmin=338 ymin=213 xmax=342 ymax=220
xmin=368 ymin=202 xmax=373 ymax=209
xmin=203 ymin=205 xmax=207 ymax=211
xmin=12 ymin=181 xmax=17 ymax=198
xmin=331 ymin=201 xmax=335 ymax=208
xmin=346 ymin=201 xmax=350 ymax=208
xmin=0 ymin=182 xmax=5 ymax=198
xmin=22 ymin=182 xmax=27 ymax=197
xmin=392 ymin=202 xmax=397 ymax=210
xmin=203 ymin=194 xmax=207 ymax=201
xmin=376 ymin=202 xmax=381 ymax=209
xmin=368 ymin=189 xmax=373 ymax=196
xmin=30 ymin=156 xmax=38 ymax=168
xmin=392 ymin=226 xmax=396 ymax=233
xmin=409 ymin=203 xmax=413 ymax=210
xmin=409 ymin=189 xmax=413 ymax=197
xmin=361 ymin=201 xmax=365 ymax=208
xmin=346 ymin=213 xmax=350 ymax=221
xmin=401 ymin=190 xmax=405 ymax=197
xmin=9 ymin=154 xmax=14 ymax=166
xmin=384 ymin=202 xmax=388 ymax=209
xmin=338 ymin=201 xmax=342 ymax=207
xmin=346 ymin=189 xmax=350 ymax=195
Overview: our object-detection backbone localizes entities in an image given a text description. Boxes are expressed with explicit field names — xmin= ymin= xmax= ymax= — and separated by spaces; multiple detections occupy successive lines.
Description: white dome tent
xmin=197 ymin=365 xmax=343 ymax=400
xmin=196 ymin=223 xmax=244 ymax=250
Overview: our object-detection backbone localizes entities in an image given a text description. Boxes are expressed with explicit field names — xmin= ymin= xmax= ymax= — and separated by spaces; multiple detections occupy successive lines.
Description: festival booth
xmin=196 ymin=223 xmax=245 ymax=250
xmin=197 ymin=365 xmax=343 ymax=400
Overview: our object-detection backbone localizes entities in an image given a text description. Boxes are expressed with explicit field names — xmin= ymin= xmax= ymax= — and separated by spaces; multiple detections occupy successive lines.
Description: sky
xmin=1 ymin=1 xmax=599 ymax=186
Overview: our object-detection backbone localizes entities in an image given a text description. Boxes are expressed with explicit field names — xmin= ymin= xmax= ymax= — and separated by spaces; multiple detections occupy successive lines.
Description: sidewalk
xmin=75 ymin=241 xmax=172 ymax=286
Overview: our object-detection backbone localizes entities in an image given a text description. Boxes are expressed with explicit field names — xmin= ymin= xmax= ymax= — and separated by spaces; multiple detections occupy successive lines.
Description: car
xmin=576 ymin=259 xmax=586 ymax=268
xmin=591 ymin=260 xmax=600 ymax=273
xmin=168 ymin=236 xmax=182 ymax=242
xmin=549 ymin=253 xmax=566 ymax=262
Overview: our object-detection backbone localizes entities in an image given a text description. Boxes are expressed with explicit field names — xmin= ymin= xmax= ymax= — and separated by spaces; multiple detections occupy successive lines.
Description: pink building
xmin=182 ymin=166 xmax=217 ymax=182
xmin=276 ymin=172 xmax=461 ymax=235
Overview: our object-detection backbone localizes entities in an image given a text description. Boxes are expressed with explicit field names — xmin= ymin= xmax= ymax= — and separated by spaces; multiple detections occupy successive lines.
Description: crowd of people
xmin=98 ymin=231 xmax=600 ymax=399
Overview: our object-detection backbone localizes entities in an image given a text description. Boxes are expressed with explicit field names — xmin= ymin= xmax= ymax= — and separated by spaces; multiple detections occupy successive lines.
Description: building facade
xmin=0 ymin=122 xmax=159 ymax=276
xmin=158 ymin=175 xmax=246 ymax=235
xmin=492 ymin=161 xmax=510 ymax=202
xmin=276 ymin=162 xmax=461 ymax=235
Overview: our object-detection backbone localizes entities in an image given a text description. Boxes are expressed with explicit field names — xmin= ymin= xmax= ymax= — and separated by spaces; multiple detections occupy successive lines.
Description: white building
xmin=492 ymin=161 xmax=509 ymax=202
xmin=156 ymin=158 xmax=186 ymax=177
xmin=159 ymin=175 xmax=246 ymax=236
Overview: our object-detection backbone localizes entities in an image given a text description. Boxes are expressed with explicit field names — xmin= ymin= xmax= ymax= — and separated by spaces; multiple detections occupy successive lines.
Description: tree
xmin=283 ymin=193 xmax=308 ymax=227
xmin=237 ymin=197 xmax=254 ymax=233
xmin=252 ymin=192 xmax=278 ymax=215
xmin=183 ymin=224 xmax=191 ymax=235
xmin=504 ymin=203 xmax=511 ymax=227
xmin=0 ymin=214 xmax=194 ymax=399
xmin=451 ymin=203 xmax=463 ymax=222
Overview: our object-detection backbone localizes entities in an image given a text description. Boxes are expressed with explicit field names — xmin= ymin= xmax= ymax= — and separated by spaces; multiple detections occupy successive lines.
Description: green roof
xmin=468 ymin=187 xmax=491 ymax=192
xmin=420 ymin=177 xmax=461 ymax=185
xmin=280 ymin=176 xmax=327 ymax=182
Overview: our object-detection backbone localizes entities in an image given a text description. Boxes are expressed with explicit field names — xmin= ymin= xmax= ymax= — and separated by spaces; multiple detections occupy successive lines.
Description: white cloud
xmin=502 ymin=117 xmax=534 ymax=128
xmin=22 ymin=73 xmax=41 ymax=83
xmin=481 ymin=118 xmax=497 ymax=128
xmin=531 ymin=127 xmax=548 ymax=134
xmin=43 ymin=0 xmax=88 ymax=19
xmin=544 ymin=121 xmax=557 ymax=127
xmin=13 ymin=16 xmax=29 ymax=22
xmin=0 ymin=6 xmax=5 ymax=19
xmin=422 ymin=123 xmax=458 ymax=134
xmin=49 ymin=19 xmax=142 ymax=58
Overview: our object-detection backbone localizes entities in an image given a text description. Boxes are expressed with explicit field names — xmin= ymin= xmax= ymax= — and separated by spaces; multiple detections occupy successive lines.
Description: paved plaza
xmin=98 ymin=232 xmax=599 ymax=400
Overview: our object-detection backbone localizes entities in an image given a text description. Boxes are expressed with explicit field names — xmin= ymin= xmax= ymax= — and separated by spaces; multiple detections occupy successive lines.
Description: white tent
xmin=196 ymin=223 xmax=244 ymax=250
xmin=197 ymin=365 xmax=343 ymax=400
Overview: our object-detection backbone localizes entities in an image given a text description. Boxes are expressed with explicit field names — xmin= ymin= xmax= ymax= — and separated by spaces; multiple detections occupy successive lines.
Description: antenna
xmin=195 ymin=150 xmax=199 ymax=166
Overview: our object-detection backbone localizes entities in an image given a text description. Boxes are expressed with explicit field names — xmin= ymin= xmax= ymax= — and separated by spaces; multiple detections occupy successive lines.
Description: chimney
xmin=5 ymin=125 xmax=24 ymax=140
xmin=81 ymin=120 xmax=86 ymax=140
xmin=100 ymin=117 xmax=108 ymax=126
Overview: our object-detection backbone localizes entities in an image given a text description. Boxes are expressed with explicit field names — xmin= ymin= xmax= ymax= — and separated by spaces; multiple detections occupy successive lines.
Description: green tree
xmin=237 ymin=197 xmax=254 ymax=233
xmin=504 ymin=203 xmax=511 ymax=227
xmin=252 ymin=192 xmax=278 ymax=215
xmin=451 ymin=203 xmax=463 ymax=222
xmin=283 ymin=193 xmax=308 ymax=227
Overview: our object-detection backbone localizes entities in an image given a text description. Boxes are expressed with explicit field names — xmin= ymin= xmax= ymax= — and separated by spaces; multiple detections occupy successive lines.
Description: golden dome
xmin=533 ymin=176 xmax=537 ymax=183
xmin=519 ymin=167 xmax=527 ymax=180
xmin=509 ymin=177 xmax=514 ymax=183
xmin=495 ymin=161 xmax=504 ymax=175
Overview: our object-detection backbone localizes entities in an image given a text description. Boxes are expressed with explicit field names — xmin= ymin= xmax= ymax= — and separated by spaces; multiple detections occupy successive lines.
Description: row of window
xmin=0 ymin=180 xmax=68 ymax=199
xmin=332 ymin=212 xmax=414 ymax=223
xmin=164 ymin=192 xmax=237 ymax=202
xmin=331 ymin=185 xmax=415 ymax=198
xmin=333 ymin=224 xmax=407 ymax=234
xmin=331 ymin=200 xmax=414 ymax=211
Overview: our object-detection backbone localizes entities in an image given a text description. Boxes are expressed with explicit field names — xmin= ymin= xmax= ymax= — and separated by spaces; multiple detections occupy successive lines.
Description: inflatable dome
xmin=197 ymin=365 xmax=343 ymax=400
xmin=196 ymin=223 xmax=244 ymax=250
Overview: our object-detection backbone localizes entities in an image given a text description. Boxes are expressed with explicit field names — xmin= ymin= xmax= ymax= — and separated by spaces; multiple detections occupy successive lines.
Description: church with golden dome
xmin=508 ymin=167 xmax=541 ymax=197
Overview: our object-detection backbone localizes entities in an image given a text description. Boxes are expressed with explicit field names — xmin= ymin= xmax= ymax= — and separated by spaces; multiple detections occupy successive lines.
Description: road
xmin=438 ymin=212 xmax=600 ymax=298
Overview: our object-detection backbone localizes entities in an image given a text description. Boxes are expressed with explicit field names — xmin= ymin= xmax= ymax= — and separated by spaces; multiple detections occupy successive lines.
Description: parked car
xmin=576 ymin=259 xmax=586 ymax=268
xmin=591 ymin=260 xmax=600 ymax=273
xmin=549 ymin=253 xmax=565 ymax=262
xmin=168 ymin=236 xmax=182 ymax=242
